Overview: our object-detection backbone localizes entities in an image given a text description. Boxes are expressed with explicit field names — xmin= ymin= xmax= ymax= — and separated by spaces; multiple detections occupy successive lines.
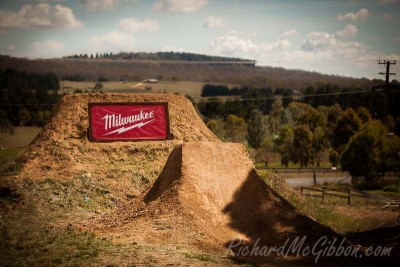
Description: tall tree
xmin=274 ymin=125 xmax=294 ymax=167
xmin=329 ymin=150 xmax=340 ymax=167
xmin=341 ymin=120 xmax=399 ymax=184
xmin=291 ymin=125 xmax=314 ymax=167
xmin=247 ymin=109 xmax=265 ymax=149
xmin=269 ymin=98 xmax=284 ymax=134
xmin=333 ymin=108 xmax=361 ymax=152
xmin=312 ymin=126 xmax=328 ymax=167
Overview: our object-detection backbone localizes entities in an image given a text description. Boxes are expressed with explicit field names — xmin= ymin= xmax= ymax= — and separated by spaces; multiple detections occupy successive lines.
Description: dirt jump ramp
xmin=145 ymin=141 xmax=337 ymax=253
xmin=11 ymin=93 xmax=218 ymax=189
xmin=4 ymin=93 xmax=219 ymax=201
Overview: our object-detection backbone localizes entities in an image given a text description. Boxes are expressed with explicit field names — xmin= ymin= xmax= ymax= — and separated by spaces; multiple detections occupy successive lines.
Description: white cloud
xmin=209 ymin=26 xmax=400 ymax=78
xmin=0 ymin=3 xmax=83 ymax=28
xmin=154 ymin=0 xmax=208 ymax=13
xmin=261 ymin=39 xmax=292 ymax=51
xmin=203 ymin=16 xmax=224 ymax=28
xmin=118 ymin=18 xmax=159 ymax=33
xmin=31 ymin=39 xmax=65 ymax=58
xmin=337 ymin=8 xmax=369 ymax=21
xmin=377 ymin=0 xmax=398 ymax=4
xmin=210 ymin=31 xmax=294 ymax=59
xmin=80 ymin=0 xmax=119 ymax=11
xmin=281 ymin=29 xmax=298 ymax=39
xmin=210 ymin=31 xmax=257 ymax=56
xmin=300 ymin=31 xmax=336 ymax=52
xmin=335 ymin=24 xmax=358 ymax=38
xmin=89 ymin=31 xmax=135 ymax=53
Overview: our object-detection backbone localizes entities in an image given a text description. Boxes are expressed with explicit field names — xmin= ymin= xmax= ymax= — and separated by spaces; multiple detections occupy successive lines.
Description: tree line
xmin=197 ymin=83 xmax=400 ymax=185
xmin=199 ymin=82 xmax=400 ymax=122
xmin=0 ymin=68 xmax=61 ymax=128
xmin=65 ymin=51 xmax=254 ymax=63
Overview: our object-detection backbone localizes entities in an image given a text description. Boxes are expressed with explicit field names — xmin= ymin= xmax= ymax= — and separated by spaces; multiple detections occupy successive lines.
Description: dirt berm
xmin=12 ymin=93 xmax=218 ymax=198
xmin=144 ymin=142 xmax=337 ymax=257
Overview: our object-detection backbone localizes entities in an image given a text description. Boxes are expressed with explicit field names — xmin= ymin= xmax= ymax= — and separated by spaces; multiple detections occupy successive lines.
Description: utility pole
xmin=378 ymin=60 xmax=396 ymax=124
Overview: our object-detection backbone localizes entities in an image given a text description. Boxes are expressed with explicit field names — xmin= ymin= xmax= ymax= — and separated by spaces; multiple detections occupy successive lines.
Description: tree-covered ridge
xmin=199 ymin=83 xmax=400 ymax=183
xmin=0 ymin=68 xmax=61 ymax=127
xmin=0 ymin=55 xmax=375 ymax=90
xmin=0 ymin=68 xmax=59 ymax=91
xmin=65 ymin=51 xmax=255 ymax=63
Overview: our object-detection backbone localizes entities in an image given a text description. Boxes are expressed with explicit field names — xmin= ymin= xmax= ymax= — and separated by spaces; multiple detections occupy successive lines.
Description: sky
xmin=0 ymin=0 xmax=399 ymax=79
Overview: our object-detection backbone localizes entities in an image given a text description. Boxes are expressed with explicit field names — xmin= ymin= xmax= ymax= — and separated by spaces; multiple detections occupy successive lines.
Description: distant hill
xmin=64 ymin=51 xmax=256 ymax=63
xmin=0 ymin=54 xmax=380 ymax=91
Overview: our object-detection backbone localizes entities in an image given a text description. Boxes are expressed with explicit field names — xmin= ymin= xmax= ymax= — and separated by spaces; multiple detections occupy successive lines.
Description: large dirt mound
xmin=145 ymin=142 xmax=336 ymax=250
xmin=14 ymin=93 xmax=218 ymax=197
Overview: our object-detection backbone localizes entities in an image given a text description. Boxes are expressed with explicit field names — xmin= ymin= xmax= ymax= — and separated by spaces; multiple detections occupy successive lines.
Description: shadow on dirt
xmin=222 ymin=170 xmax=400 ymax=266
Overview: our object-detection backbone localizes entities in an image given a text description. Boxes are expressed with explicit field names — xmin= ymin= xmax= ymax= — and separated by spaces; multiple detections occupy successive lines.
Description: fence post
xmin=322 ymin=187 xmax=325 ymax=203
xmin=301 ymin=186 xmax=304 ymax=195
xmin=313 ymin=170 xmax=317 ymax=186
xmin=347 ymin=188 xmax=351 ymax=205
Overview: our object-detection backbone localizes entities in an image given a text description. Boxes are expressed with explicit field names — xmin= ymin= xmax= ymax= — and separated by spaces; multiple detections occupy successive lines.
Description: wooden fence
xmin=300 ymin=186 xmax=398 ymax=207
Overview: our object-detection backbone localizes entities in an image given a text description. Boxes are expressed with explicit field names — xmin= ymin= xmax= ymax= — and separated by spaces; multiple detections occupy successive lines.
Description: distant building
xmin=142 ymin=79 xmax=158 ymax=83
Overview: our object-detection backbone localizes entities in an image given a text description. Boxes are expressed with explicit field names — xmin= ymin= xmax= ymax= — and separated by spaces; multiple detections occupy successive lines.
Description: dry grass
xmin=0 ymin=176 xmax=233 ymax=266
xmin=258 ymin=170 xmax=399 ymax=234
xmin=61 ymin=80 xmax=236 ymax=97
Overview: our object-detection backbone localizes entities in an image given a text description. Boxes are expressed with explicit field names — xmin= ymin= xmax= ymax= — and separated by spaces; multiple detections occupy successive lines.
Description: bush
xmin=341 ymin=120 xmax=400 ymax=184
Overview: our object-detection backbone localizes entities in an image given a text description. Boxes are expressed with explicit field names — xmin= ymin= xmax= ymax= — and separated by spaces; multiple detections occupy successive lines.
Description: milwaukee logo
xmin=89 ymin=103 xmax=169 ymax=141
xmin=102 ymin=110 xmax=154 ymax=135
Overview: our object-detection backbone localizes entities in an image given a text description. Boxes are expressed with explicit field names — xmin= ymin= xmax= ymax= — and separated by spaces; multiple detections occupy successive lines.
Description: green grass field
xmin=0 ymin=127 xmax=41 ymax=149
xmin=0 ymin=148 xmax=24 ymax=167
xmin=61 ymin=80 xmax=234 ymax=97
xmin=0 ymin=127 xmax=41 ymax=168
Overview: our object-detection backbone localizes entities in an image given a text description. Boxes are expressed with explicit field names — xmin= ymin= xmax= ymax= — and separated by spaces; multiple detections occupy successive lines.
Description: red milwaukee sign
xmin=88 ymin=103 xmax=170 ymax=141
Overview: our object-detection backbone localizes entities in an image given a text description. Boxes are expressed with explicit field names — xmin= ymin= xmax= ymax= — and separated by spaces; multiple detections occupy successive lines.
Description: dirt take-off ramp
xmin=145 ymin=142 xmax=336 ymax=255
xmin=6 ymin=93 xmax=342 ymax=264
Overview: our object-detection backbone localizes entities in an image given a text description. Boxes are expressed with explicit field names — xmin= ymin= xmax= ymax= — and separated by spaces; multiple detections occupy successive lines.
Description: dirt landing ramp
xmin=8 ymin=93 xmax=218 ymax=198
xmin=145 ymin=142 xmax=337 ymax=254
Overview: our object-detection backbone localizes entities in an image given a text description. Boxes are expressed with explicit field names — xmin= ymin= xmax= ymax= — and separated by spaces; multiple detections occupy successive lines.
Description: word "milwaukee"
xmin=102 ymin=110 xmax=154 ymax=131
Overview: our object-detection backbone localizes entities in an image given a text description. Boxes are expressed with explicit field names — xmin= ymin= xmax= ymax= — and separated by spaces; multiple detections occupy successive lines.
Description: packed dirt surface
xmin=11 ymin=93 xmax=218 ymax=198
xmin=145 ymin=142 xmax=337 ymax=247
xmin=91 ymin=142 xmax=339 ymax=265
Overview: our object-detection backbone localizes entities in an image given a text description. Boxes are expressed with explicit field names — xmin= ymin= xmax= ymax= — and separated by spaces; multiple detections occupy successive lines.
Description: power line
xmin=0 ymin=89 xmax=374 ymax=106
xmin=194 ymin=89 xmax=371 ymax=103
